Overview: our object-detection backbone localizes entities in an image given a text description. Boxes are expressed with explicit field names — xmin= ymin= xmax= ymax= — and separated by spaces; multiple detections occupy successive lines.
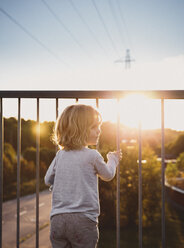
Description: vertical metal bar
xmin=0 ymin=98 xmax=3 ymax=248
xmin=56 ymin=98 xmax=59 ymax=120
xmin=36 ymin=98 xmax=40 ymax=248
xmin=161 ymin=99 xmax=165 ymax=248
xmin=116 ymin=98 xmax=120 ymax=248
xmin=96 ymin=98 xmax=99 ymax=108
xmin=96 ymin=98 xmax=100 ymax=151
xmin=16 ymin=98 xmax=21 ymax=248
xmin=55 ymin=98 xmax=59 ymax=154
xmin=138 ymin=121 xmax=142 ymax=248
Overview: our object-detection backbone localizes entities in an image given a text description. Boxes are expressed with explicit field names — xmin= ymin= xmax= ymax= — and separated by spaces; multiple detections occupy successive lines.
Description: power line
xmin=0 ymin=7 xmax=69 ymax=66
xmin=115 ymin=0 xmax=135 ymax=54
xmin=91 ymin=0 xmax=119 ymax=56
xmin=41 ymin=0 xmax=93 ymax=61
xmin=108 ymin=0 xmax=126 ymax=49
xmin=68 ymin=0 xmax=109 ymax=57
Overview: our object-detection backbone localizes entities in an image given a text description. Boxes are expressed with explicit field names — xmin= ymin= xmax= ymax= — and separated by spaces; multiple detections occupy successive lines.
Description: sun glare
xmin=99 ymin=94 xmax=161 ymax=130
xmin=120 ymin=93 xmax=149 ymax=125
xmin=119 ymin=94 xmax=161 ymax=129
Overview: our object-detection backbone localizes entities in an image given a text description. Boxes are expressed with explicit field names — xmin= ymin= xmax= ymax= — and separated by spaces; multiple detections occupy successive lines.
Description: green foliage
xmin=167 ymin=134 xmax=184 ymax=158
xmin=21 ymin=119 xmax=37 ymax=150
xmin=40 ymin=121 xmax=55 ymax=149
xmin=4 ymin=117 xmax=17 ymax=150
xmin=23 ymin=146 xmax=36 ymax=162
xmin=20 ymin=178 xmax=48 ymax=197
xmin=40 ymin=147 xmax=55 ymax=165
xmin=119 ymin=146 xmax=138 ymax=227
xmin=3 ymin=143 xmax=17 ymax=184
xmin=166 ymin=163 xmax=179 ymax=179
xmin=142 ymin=129 xmax=161 ymax=155
xmin=21 ymin=147 xmax=56 ymax=180
xmin=99 ymin=143 xmax=162 ymax=229
xmin=21 ymin=159 xmax=36 ymax=181
xmin=176 ymin=152 xmax=184 ymax=172
xmin=141 ymin=146 xmax=162 ymax=226
xmin=3 ymin=143 xmax=17 ymax=200
xmin=4 ymin=118 xmax=55 ymax=152
xmin=165 ymin=152 xmax=184 ymax=184
xmin=4 ymin=142 xmax=16 ymax=164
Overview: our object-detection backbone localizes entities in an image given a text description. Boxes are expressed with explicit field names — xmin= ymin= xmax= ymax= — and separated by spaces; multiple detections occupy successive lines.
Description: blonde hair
xmin=53 ymin=104 xmax=101 ymax=150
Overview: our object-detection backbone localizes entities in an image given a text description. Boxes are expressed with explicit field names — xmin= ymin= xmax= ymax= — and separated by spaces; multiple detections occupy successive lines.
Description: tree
xmin=166 ymin=163 xmax=179 ymax=179
xmin=167 ymin=134 xmax=184 ymax=158
xmin=40 ymin=121 xmax=55 ymax=149
xmin=120 ymin=146 xmax=138 ymax=227
xmin=175 ymin=152 xmax=184 ymax=172
xmin=3 ymin=143 xmax=17 ymax=180
xmin=22 ymin=147 xmax=36 ymax=163
xmin=4 ymin=118 xmax=17 ymax=150
xmin=40 ymin=147 xmax=55 ymax=165
xmin=21 ymin=119 xmax=36 ymax=150
xmin=141 ymin=146 xmax=162 ymax=226
xmin=4 ymin=142 xmax=17 ymax=164
xmin=3 ymin=143 xmax=17 ymax=200
xmin=21 ymin=158 xmax=36 ymax=181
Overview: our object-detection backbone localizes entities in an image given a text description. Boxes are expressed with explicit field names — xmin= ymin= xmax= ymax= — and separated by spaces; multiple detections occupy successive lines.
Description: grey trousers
xmin=50 ymin=213 xmax=99 ymax=248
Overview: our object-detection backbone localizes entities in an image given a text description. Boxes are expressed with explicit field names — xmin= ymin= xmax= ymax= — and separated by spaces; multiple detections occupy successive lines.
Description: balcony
xmin=1 ymin=90 xmax=184 ymax=248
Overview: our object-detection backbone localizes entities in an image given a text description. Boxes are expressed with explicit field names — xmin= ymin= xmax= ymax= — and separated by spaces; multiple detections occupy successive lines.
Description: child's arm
xmin=44 ymin=156 xmax=56 ymax=186
xmin=94 ymin=151 xmax=121 ymax=181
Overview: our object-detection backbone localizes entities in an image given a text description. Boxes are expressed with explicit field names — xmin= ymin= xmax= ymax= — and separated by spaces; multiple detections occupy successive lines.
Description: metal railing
xmin=1 ymin=90 xmax=184 ymax=248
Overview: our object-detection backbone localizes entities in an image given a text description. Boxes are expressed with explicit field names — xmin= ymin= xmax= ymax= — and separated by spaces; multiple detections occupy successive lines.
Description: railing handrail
xmin=1 ymin=90 xmax=184 ymax=99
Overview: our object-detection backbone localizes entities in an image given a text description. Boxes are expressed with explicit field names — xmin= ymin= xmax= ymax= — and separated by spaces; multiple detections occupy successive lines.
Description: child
xmin=45 ymin=104 xmax=121 ymax=248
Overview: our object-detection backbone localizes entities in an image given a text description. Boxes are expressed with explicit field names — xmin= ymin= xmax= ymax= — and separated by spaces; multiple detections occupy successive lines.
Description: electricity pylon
xmin=115 ymin=49 xmax=135 ymax=69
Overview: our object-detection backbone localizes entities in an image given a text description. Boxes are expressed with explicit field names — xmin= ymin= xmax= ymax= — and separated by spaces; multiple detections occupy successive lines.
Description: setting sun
xmin=119 ymin=94 xmax=161 ymax=129
xmin=99 ymin=94 xmax=161 ymax=130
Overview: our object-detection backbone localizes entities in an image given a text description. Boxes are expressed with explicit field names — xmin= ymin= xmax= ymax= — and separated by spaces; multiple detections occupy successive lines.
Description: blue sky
xmin=1 ymin=0 xmax=184 ymax=90
xmin=1 ymin=0 xmax=184 ymax=130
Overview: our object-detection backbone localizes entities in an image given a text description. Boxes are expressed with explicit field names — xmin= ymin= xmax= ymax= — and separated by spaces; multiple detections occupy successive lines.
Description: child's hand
xmin=118 ymin=150 xmax=122 ymax=161
xmin=107 ymin=150 xmax=122 ymax=162
xmin=49 ymin=185 xmax=53 ymax=192
xmin=114 ymin=150 xmax=122 ymax=161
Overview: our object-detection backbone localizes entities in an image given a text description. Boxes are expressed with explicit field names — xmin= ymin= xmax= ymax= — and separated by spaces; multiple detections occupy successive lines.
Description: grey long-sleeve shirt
xmin=44 ymin=147 xmax=118 ymax=222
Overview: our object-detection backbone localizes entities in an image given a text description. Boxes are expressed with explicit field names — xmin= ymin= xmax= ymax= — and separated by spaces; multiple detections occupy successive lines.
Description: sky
xmin=1 ymin=0 xmax=184 ymax=129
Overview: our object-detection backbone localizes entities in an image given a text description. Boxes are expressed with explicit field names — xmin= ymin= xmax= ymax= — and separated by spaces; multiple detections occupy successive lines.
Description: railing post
xmin=16 ymin=98 xmax=21 ymax=248
xmin=56 ymin=98 xmax=59 ymax=120
xmin=96 ymin=98 xmax=99 ymax=108
xmin=55 ymin=98 xmax=59 ymax=154
xmin=116 ymin=98 xmax=120 ymax=248
xmin=161 ymin=99 xmax=165 ymax=248
xmin=138 ymin=120 xmax=142 ymax=248
xmin=36 ymin=98 xmax=40 ymax=248
xmin=96 ymin=98 xmax=100 ymax=151
xmin=0 ymin=98 xmax=3 ymax=248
